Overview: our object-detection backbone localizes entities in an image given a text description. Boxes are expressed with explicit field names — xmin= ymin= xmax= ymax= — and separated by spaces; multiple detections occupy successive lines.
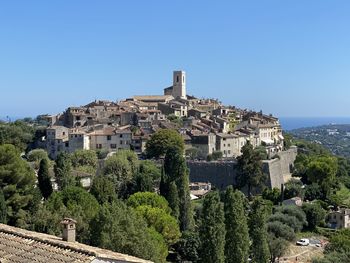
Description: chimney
xmin=61 ymin=217 xmax=77 ymax=242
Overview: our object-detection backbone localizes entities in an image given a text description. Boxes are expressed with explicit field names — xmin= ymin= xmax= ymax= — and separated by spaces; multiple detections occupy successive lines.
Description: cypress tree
xmin=163 ymin=147 xmax=193 ymax=231
xmin=177 ymin=165 xmax=193 ymax=231
xmin=159 ymin=166 xmax=168 ymax=198
xmin=236 ymin=141 xmax=265 ymax=198
xmin=224 ymin=186 xmax=250 ymax=263
xmin=38 ymin=158 xmax=53 ymax=199
xmin=0 ymin=190 xmax=7 ymax=224
xmin=54 ymin=152 xmax=74 ymax=190
xmin=199 ymin=191 xmax=226 ymax=263
xmin=168 ymin=181 xmax=180 ymax=219
xmin=249 ymin=198 xmax=270 ymax=263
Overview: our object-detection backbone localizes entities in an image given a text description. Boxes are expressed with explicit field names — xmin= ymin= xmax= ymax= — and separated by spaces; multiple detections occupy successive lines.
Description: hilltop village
xmin=2 ymin=71 xmax=345 ymax=263
xmin=41 ymin=70 xmax=284 ymax=160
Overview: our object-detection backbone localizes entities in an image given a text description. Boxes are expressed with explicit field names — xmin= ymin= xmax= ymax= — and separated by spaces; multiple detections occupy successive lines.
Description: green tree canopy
xmin=27 ymin=149 xmax=49 ymax=169
xmin=90 ymin=175 xmax=116 ymax=204
xmin=70 ymin=149 xmax=98 ymax=173
xmin=0 ymin=144 xmax=36 ymax=226
xmin=54 ymin=152 xmax=75 ymax=190
xmin=236 ymin=141 xmax=266 ymax=198
xmin=262 ymin=187 xmax=281 ymax=205
xmin=173 ymin=231 xmax=201 ymax=263
xmin=185 ymin=147 xmax=199 ymax=160
xmin=37 ymin=158 xmax=53 ymax=200
xmin=224 ymin=186 xmax=250 ymax=263
xmin=103 ymin=151 xmax=140 ymax=198
xmin=267 ymin=221 xmax=295 ymax=241
xmin=146 ymin=129 xmax=184 ymax=158
xmin=0 ymin=190 xmax=7 ymax=224
xmin=274 ymin=205 xmax=307 ymax=229
xmin=302 ymin=202 xmax=326 ymax=230
xmin=162 ymin=147 xmax=193 ymax=231
xmin=328 ymin=184 xmax=350 ymax=207
xmin=134 ymin=205 xmax=181 ymax=246
xmin=199 ymin=191 xmax=226 ymax=263
xmin=90 ymin=201 xmax=168 ymax=263
xmin=268 ymin=212 xmax=304 ymax=233
xmin=44 ymin=186 xmax=100 ymax=243
xmin=134 ymin=160 xmax=161 ymax=193
xmin=0 ymin=121 xmax=35 ymax=151
xmin=284 ymin=178 xmax=304 ymax=199
xmin=306 ymin=156 xmax=338 ymax=194
xmin=127 ymin=192 xmax=171 ymax=213
xmin=249 ymin=198 xmax=270 ymax=263
xmin=268 ymin=235 xmax=289 ymax=263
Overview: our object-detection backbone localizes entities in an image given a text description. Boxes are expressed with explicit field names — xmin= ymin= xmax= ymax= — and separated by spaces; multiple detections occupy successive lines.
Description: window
xmin=119 ymin=134 xmax=123 ymax=138
xmin=228 ymin=144 xmax=231 ymax=147
xmin=96 ymin=144 xmax=102 ymax=149
xmin=63 ymin=132 xmax=65 ymax=136
xmin=228 ymin=150 xmax=231 ymax=154
xmin=110 ymin=144 xmax=116 ymax=149
xmin=120 ymin=140 xmax=123 ymax=145
xmin=107 ymin=135 xmax=111 ymax=141
xmin=177 ymin=76 xmax=179 ymax=82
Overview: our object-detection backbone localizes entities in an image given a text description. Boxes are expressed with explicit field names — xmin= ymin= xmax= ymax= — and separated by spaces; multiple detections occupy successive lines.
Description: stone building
xmin=190 ymin=132 xmax=216 ymax=158
xmin=164 ymin=70 xmax=187 ymax=99
xmin=158 ymin=100 xmax=188 ymax=117
xmin=88 ymin=127 xmax=132 ymax=151
xmin=328 ymin=208 xmax=350 ymax=229
xmin=46 ymin=126 xmax=69 ymax=159
xmin=216 ymin=133 xmax=248 ymax=158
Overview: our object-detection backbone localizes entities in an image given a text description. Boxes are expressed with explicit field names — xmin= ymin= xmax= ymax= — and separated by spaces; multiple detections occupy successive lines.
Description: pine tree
xmin=249 ymin=198 xmax=270 ymax=263
xmin=0 ymin=190 xmax=7 ymax=224
xmin=224 ymin=186 xmax=250 ymax=263
xmin=38 ymin=158 xmax=53 ymax=199
xmin=199 ymin=191 xmax=226 ymax=263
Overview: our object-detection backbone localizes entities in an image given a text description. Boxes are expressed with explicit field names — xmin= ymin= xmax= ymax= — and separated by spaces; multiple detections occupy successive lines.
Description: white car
xmin=296 ymin=238 xmax=310 ymax=246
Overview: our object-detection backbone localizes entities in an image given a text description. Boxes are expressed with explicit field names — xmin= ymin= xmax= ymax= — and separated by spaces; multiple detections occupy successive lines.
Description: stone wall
xmin=187 ymin=161 xmax=237 ymax=189
xmin=187 ymin=146 xmax=298 ymax=191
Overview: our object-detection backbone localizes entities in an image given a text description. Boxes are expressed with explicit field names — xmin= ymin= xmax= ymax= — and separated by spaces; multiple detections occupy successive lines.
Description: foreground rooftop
xmin=0 ymin=223 xmax=152 ymax=263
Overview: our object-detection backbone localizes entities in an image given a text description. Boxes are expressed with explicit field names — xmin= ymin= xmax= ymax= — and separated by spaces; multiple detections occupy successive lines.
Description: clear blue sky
xmin=1 ymin=1 xmax=350 ymax=118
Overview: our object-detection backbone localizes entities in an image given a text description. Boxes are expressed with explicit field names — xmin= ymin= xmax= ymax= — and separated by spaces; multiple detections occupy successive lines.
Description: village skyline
xmin=1 ymin=1 xmax=350 ymax=118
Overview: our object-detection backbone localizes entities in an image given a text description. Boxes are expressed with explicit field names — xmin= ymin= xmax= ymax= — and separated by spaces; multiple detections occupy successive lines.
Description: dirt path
xmin=278 ymin=244 xmax=324 ymax=263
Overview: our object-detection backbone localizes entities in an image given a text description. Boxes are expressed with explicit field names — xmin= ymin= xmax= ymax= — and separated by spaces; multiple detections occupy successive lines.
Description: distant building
xmin=164 ymin=71 xmax=187 ymax=99
xmin=190 ymin=132 xmax=216 ymax=158
xmin=282 ymin=197 xmax=303 ymax=207
xmin=189 ymin=182 xmax=212 ymax=199
xmin=328 ymin=208 xmax=350 ymax=229
xmin=216 ymin=133 xmax=248 ymax=158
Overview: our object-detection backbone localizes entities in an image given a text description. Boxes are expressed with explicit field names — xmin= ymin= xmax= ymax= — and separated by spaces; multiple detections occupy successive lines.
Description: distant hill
xmin=290 ymin=124 xmax=350 ymax=158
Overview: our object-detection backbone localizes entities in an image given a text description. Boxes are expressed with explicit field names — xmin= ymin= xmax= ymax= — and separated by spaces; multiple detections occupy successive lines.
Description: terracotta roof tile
xmin=0 ymin=224 xmax=152 ymax=263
